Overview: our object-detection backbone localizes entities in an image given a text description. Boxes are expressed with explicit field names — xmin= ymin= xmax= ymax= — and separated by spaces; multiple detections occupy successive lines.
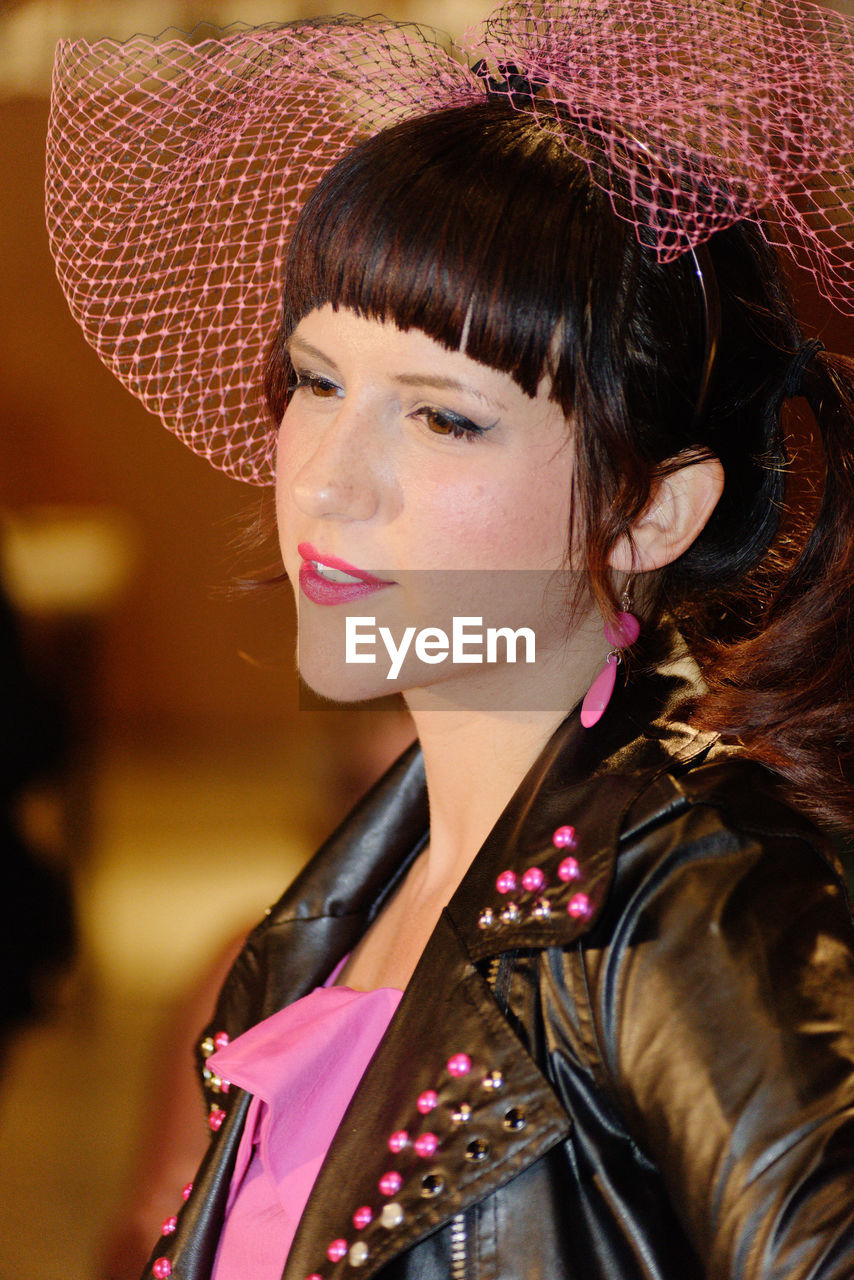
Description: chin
xmin=295 ymin=642 xmax=402 ymax=706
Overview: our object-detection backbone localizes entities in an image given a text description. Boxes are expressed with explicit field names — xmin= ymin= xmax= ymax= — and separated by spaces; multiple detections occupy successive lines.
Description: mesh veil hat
xmin=45 ymin=0 xmax=854 ymax=485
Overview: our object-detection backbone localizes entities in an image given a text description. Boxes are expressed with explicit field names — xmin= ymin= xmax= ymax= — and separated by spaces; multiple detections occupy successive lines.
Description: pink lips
xmin=297 ymin=542 xmax=393 ymax=606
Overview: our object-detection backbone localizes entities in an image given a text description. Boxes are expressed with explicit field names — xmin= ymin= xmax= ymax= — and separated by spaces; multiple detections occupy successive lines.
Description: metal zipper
xmin=450 ymin=1211 xmax=467 ymax=1280
xmin=486 ymin=955 xmax=500 ymax=990
xmin=450 ymin=951 xmax=510 ymax=1277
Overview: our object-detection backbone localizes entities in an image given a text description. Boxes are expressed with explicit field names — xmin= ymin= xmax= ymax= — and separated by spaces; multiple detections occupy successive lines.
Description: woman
xmin=46 ymin=1 xmax=854 ymax=1277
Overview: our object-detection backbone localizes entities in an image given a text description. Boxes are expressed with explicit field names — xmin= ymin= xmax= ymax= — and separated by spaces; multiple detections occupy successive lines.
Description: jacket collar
xmin=447 ymin=636 xmax=715 ymax=959
xmin=242 ymin=626 xmax=715 ymax=991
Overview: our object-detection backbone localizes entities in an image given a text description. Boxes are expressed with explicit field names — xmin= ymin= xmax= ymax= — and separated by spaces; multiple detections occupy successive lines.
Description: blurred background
xmin=0 ymin=1 xmax=853 ymax=1278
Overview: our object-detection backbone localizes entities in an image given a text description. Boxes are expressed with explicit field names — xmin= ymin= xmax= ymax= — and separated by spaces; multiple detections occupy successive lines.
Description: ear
xmin=608 ymin=454 xmax=725 ymax=573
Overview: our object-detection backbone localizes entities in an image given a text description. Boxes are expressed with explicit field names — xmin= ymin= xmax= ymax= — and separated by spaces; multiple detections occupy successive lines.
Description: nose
xmin=283 ymin=408 xmax=381 ymax=523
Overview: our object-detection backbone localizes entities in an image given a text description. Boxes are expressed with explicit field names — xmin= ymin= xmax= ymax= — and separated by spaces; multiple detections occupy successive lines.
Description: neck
xmin=403 ymin=612 xmax=606 ymax=894
xmin=406 ymin=707 xmax=565 ymax=891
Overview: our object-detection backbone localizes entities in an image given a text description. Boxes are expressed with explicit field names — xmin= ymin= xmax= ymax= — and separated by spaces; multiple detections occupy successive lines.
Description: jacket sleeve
xmin=578 ymin=777 xmax=854 ymax=1280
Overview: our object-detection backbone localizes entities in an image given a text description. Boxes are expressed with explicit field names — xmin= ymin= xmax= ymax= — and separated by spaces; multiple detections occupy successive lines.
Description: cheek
xmin=420 ymin=458 xmax=573 ymax=569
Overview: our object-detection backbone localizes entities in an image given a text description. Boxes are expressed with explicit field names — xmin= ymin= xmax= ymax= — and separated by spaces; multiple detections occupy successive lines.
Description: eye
xmin=416 ymin=406 xmax=488 ymax=442
xmin=289 ymin=372 xmax=341 ymax=400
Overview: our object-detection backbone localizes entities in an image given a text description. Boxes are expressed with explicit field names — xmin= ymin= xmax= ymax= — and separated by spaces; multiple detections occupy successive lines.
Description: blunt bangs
xmin=268 ymin=100 xmax=599 ymax=417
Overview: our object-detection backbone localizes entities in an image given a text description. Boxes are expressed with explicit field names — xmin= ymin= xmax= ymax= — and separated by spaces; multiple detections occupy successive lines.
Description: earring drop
xmin=580 ymin=591 xmax=639 ymax=728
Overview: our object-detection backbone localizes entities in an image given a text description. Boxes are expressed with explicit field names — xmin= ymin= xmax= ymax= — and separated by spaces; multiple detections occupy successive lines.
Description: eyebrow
xmin=287 ymin=334 xmax=508 ymax=412
xmin=392 ymin=372 xmax=507 ymax=412
xmin=287 ymin=335 xmax=340 ymax=370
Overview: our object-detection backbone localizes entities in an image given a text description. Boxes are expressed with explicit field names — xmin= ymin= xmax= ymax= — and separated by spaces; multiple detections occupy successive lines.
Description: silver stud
xmin=531 ymin=896 xmax=551 ymax=920
xmin=200 ymin=1037 xmax=215 ymax=1057
xmin=478 ymin=907 xmax=495 ymax=929
xmin=210 ymin=1075 xmax=222 ymax=1093
xmin=503 ymin=1107 xmax=527 ymax=1131
xmin=483 ymin=1070 xmax=504 ymax=1091
xmin=421 ymin=1173 xmax=445 ymax=1198
xmin=349 ymin=1242 xmax=370 ymax=1267
xmin=465 ymin=1137 xmax=490 ymax=1161
xmin=380 ymin=1203 xmax=405 ymax=1229
xmin=500 ymin=902 xmax=521 ymax=924
xmin=451 ymin=1103 xmax=472 ymax=1125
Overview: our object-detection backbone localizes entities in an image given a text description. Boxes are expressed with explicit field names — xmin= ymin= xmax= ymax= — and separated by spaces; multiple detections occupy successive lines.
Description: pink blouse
xmin=207 ymin=974 xmax=402 ymax=1280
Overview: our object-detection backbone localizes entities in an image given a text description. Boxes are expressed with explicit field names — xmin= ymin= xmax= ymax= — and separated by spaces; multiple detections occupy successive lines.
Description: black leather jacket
xmin=146 ymin=644 xmax=854 ymax=1280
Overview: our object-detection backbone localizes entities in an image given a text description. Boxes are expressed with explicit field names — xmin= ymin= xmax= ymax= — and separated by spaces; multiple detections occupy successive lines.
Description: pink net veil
xmin=45 ymin=0 xmax=854 ymax=485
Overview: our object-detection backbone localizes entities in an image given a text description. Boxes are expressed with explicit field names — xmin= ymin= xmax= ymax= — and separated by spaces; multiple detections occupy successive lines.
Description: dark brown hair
xmin=265 ymin=99 xmax=854 ymax=826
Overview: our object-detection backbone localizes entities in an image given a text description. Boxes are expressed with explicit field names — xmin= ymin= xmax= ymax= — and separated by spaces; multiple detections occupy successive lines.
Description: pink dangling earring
xmin=580 ymin=588 xmax=640 ymax=728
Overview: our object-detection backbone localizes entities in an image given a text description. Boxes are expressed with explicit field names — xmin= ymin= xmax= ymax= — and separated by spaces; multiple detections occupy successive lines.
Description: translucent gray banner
xmin=295 ymin=568 xmax=602 ymax=712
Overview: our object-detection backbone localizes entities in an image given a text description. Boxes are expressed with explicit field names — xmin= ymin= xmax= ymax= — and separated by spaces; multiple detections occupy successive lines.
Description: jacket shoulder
xmin=565 ymin=750 xmax=854 ymax=1279
xmin=620 ymin=749 xmax=841 ymax=871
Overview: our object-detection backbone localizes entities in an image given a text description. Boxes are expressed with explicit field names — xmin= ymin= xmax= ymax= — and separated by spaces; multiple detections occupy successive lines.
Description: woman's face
xmin=276 ymin=305 xmax=593 ymax=706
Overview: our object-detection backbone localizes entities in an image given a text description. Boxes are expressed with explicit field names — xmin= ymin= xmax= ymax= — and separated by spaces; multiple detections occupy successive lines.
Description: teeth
xmin=312 ymin=561 xmax=362 ymax=584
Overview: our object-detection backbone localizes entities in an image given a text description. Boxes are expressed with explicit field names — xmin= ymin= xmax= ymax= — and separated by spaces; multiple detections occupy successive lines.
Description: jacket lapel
xmin=284 ymin=911 xmax=572 ymax=1280
xmin=215 ymin=742 xmax=429 ymax=1030
xmin=151 ymin=747 xmax=430 ymax=1280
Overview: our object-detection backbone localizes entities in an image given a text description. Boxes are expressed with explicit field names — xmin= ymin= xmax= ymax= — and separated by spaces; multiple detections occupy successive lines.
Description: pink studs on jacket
xmin=378 ymin=1170 xmax=403 ymax=1197
xmin=552 ymin=825 xmax=576 ymax=849
xmin=208 ymin=1106 xmax=226 ymax=1132
xmin=304 ymin=1049 xmax=509 ymax=1278
xmin=495 ymin=870 xmax=518 ymax=895
xmin=521 ymin=866 xmax=546 ymax=892
xmin=478 ymin=821 xmax=593 ymax=930
xmin=414 ymin=1132 xmax=439 ymax=1158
